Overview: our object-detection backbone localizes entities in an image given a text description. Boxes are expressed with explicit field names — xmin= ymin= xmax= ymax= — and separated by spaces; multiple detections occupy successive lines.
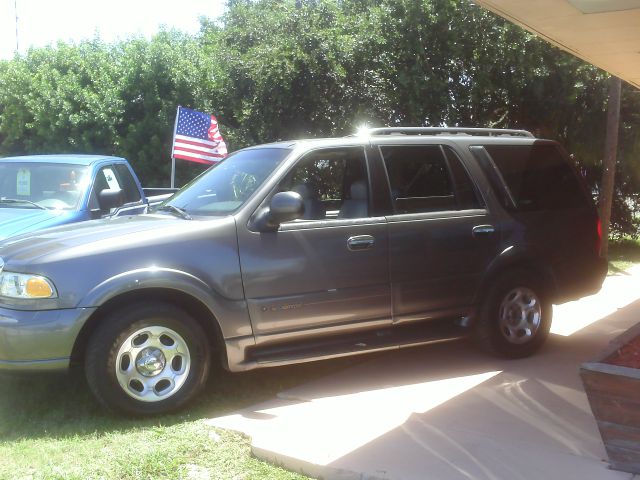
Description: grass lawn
xmin=0 ymin=357 xmax=358 ymax=480
xmin=608 ymin=237 xmax=640 ymax=273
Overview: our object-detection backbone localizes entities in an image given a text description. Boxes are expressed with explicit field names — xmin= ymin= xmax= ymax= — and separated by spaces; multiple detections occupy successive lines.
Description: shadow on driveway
xmin=208 ymin=274 xmax=640 ymax=480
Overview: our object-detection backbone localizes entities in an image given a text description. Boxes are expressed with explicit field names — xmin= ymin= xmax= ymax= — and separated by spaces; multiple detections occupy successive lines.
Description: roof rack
xmin=366 ymin=127 xmax=535 ymax=138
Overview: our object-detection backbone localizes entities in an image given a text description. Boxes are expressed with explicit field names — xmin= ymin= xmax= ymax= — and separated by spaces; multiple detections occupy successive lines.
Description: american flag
xmin=172 ymin=106 xmax=228 ymax=164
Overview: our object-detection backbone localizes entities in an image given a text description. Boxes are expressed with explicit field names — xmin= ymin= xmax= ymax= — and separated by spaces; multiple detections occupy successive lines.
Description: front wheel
xmin=85 ymin=303 xmax=210 ymax=416
xmin=474 ymin=271 xmax=552 ymax=358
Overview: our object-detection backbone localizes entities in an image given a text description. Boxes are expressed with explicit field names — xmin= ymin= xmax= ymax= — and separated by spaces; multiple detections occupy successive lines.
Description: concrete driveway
xmin=208 ymin=267 xmax=640 ymax=480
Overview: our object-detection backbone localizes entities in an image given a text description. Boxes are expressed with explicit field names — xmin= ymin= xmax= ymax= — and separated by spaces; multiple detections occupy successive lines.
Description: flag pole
xmin=14 ymin=0 xmax=19 ymax=54
xmin=170 ymin=106 xmax=180 ymax=188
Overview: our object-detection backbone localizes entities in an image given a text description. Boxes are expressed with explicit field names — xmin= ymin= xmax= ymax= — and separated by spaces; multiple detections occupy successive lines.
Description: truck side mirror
xmin=252 ymin=191 xmax=305 ymax=231
xmin=98 ymin=188 xmax=125 ymax=212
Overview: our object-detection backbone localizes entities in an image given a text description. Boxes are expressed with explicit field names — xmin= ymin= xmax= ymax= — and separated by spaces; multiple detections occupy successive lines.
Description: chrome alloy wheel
xmin=114 ymin=326 xmax=191 ymax=402
xmin=498 ymin=287 xmax=542 ymax=345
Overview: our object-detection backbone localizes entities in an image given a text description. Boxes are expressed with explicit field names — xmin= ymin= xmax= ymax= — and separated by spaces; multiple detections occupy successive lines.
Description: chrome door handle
xmin=347 ymin=235 xmax=375 ymax=251
xmin=472 ymin=225 xmax=495 ymax=236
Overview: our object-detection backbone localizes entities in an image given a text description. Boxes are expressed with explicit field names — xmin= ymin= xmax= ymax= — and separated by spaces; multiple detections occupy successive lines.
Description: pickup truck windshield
xmin=0 ymin=162 xmax=90 ymax=210
xmin=164 ymin=147 xmax=291 ymax=216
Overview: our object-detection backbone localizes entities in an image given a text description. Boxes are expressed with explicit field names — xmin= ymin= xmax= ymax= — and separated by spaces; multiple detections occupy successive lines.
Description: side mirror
xmin=270 ymin=191 xmax=305 ymax=224
xmin=252 ymin=191 xmax=305 ymax=231
xmin=98 ymin=188 xmax=125 ymax=212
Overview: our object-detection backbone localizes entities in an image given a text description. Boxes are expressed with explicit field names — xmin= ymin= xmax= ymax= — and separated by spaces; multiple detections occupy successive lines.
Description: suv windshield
xmin=163 ymin=147 xmax=291 ymax=216
xmin=0 ymin=162 xmax=90 ymax=210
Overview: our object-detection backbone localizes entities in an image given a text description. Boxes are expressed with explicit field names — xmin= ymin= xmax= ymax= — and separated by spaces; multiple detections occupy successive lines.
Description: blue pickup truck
xmin=0 ymin=155 xmax=173 ymax=240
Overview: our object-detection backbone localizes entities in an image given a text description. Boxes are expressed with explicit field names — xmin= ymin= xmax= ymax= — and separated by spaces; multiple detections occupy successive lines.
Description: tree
xmin=1 ymin=0 xmax=639 ymax=225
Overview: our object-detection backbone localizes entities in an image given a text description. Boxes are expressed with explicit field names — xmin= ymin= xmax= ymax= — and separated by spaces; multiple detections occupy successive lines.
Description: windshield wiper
xmin=156 ymin=204 xmax=192 ymax=220
xmin=0 ymin=198 xmax=47 ymax=210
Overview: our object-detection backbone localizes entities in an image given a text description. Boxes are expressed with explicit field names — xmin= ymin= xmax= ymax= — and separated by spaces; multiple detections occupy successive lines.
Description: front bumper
xmin=0 ymin=306 xmax=96 ymax=371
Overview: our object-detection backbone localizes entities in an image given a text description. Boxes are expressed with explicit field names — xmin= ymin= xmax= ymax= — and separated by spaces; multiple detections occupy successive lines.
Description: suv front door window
xmin=278 ymin=147 xmax=369 ymax=221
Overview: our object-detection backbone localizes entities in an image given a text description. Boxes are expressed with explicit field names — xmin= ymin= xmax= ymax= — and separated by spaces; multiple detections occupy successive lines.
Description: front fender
xmin=78 ymin=267 xmax=253 ymax=338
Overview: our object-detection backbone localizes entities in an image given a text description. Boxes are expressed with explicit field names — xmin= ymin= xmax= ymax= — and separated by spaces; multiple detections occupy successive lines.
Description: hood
xmin=0 ymin=207 xmax=74 ymax=241
xmin=0 ymin=213 xmax=229 ymax=266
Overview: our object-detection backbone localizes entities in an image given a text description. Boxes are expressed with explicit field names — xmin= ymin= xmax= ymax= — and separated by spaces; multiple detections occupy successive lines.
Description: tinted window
xmin=115 ymin=164 xmax=141 ymax=203
xmin=91 ymin=165 xmax=122 ymax=213
xmin=279 ymin=147 xmax=368 ymax=220
xmin=483 ymin=144 xmax=587 ymax=211
xmin=95 ymin=166 xmax=121 ymax=192
xmin=381 ymin=145 xmax=457 ymax=214
xmin=443 ymin=146 xmax=483 ymax=210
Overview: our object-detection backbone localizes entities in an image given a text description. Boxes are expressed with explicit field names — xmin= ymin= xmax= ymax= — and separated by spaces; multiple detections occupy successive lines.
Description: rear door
xmin=380 ymin=143 xmax=501 ymax=322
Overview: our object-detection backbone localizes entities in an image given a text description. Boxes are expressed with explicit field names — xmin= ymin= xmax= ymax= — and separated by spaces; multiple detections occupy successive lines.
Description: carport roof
xmin=472 ymin=0 xmax=640 ymax=89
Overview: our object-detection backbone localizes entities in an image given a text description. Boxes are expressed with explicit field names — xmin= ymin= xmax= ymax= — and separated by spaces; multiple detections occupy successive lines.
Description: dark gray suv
xmin=0 ymin=128 xmax=607 ymax=415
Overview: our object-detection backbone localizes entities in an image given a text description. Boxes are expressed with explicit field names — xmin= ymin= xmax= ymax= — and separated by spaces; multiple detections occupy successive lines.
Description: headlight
xmin=0 ymin=272 xmax=58 ymax=299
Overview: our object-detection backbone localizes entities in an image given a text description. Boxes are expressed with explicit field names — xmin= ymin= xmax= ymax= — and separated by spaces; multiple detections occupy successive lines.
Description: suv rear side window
xmin=483 ymin=144 xmax=587 ymax=211
xmin=381 ymin=145 xmax=481 ymax=214
xmin=443 ymin=146 xmax=483 ymax=210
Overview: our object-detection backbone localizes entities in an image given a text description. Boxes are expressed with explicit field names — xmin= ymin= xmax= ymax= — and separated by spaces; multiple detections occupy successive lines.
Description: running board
xmin=246 ymin=319 xmax=469 ymax=367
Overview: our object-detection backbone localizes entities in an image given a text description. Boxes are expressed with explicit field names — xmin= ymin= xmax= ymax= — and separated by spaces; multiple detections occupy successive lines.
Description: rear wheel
xmin=85 ymin=303 xmax=210 ymax=415
xmin=475 ymin=271 xmax=552 ymax=358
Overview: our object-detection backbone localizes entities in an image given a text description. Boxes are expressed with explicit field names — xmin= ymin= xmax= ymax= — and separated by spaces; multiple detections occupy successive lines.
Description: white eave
xmin=472 ymin=0 xmax=640 ymax=89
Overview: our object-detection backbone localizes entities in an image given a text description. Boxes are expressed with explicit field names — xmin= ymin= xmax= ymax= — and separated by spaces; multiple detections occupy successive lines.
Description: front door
xmin=237 ymin=146 xmax=390 ymax=341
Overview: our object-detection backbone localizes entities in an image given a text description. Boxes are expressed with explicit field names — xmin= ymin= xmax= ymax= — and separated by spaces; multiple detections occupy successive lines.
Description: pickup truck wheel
xmin=85 ymin=303 xmax=210 ymax=416
xmin=475 ymin=271 xmax=552 ymax=358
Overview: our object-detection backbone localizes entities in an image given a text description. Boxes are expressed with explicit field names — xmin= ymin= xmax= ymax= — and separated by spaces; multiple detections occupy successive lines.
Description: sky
xmin=0 ymin=0 xmax=226 ymax=60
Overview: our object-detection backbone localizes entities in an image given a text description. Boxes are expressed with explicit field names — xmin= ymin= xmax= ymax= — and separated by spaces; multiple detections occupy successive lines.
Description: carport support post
xmin=599 ymin=76 xmax=621 ymax=258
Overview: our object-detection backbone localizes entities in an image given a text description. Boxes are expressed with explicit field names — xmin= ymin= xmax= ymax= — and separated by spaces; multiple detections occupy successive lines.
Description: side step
xmin=246 ymin=319 xmax=470 ymax=366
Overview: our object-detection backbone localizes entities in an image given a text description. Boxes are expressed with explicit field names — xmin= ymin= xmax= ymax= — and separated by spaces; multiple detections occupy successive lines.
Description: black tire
xmin=474 ymin=270 xmax=552 ymax=358
xmin=85 ymin=302 xmax=210 ymax=416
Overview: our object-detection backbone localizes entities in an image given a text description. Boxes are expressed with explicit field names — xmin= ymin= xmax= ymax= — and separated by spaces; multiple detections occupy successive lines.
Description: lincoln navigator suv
xmin=0 ymin=128 xmax=607 ymax=415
